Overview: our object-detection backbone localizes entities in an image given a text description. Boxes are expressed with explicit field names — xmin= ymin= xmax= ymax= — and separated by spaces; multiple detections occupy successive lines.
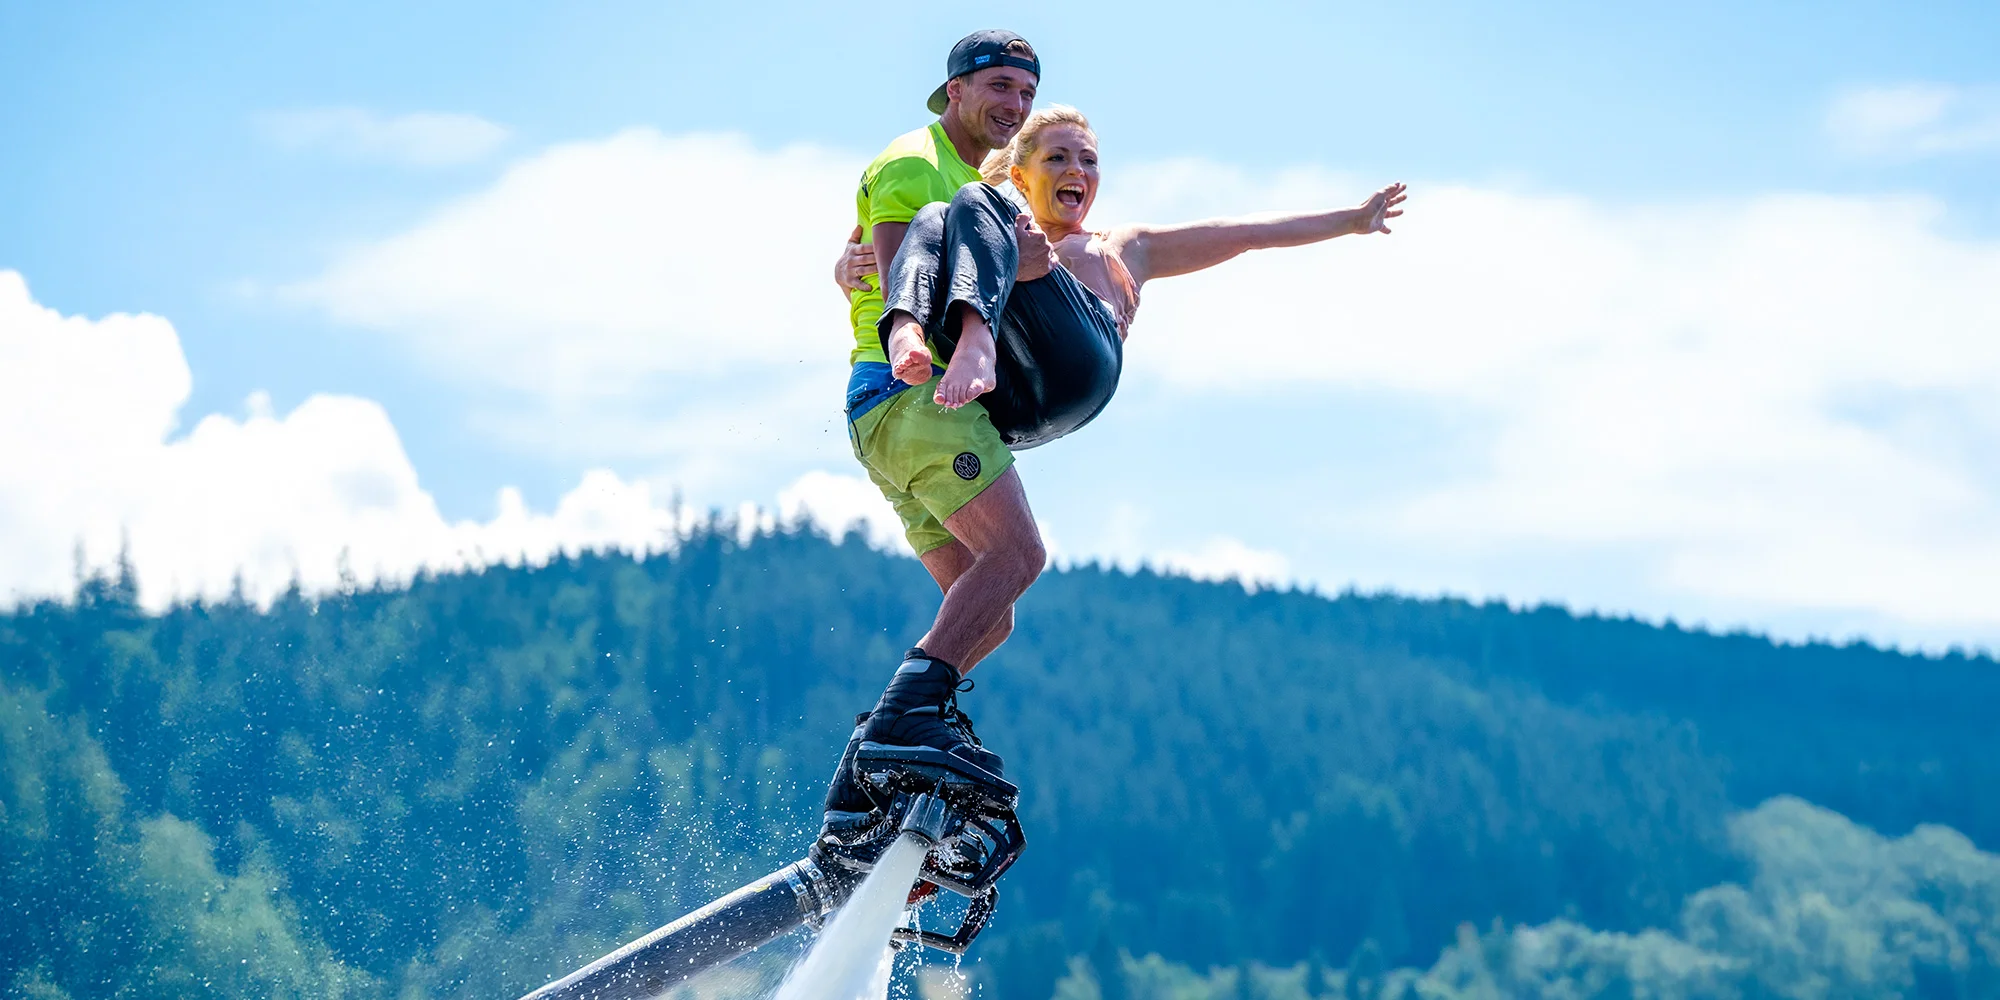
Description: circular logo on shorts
xmin=952 ymin=452 xmax=982 ymax=480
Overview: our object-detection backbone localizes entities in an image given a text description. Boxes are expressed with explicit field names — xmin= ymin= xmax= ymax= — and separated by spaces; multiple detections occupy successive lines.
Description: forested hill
xmin=3 ymin=527 xmax=1996 ymax=1000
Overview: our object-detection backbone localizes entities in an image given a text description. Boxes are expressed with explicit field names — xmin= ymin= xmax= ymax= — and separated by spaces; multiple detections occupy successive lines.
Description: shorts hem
xmin=910 ymin=534 xmax=959 ymax=557
xmin=927 ymin=448 xmax=1014 ymax=524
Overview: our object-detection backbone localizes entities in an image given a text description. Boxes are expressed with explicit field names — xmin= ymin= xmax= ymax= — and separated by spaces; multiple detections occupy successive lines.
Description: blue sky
xmin=4 ymin=0 xmax=1998 ymax=646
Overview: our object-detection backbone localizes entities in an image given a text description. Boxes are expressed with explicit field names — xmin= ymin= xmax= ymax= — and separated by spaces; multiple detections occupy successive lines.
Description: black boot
xmin=854 ymin=649 xmax=1003 ymax=785
xmin=819 ymin=711 xmax=875 ymax=834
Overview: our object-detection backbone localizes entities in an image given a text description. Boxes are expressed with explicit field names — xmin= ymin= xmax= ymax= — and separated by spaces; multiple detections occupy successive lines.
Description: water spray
xmin=516 ymin=747 xmax=1025 ymax=1000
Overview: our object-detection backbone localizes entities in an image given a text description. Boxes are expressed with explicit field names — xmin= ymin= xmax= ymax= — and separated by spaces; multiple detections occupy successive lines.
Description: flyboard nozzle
xmin=897 ymin=791 xmax=954 ymax=844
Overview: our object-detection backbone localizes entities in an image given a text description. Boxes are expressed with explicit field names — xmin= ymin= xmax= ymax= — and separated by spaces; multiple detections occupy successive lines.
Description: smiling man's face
xmin=947 ymin=65 xmax=1038 ymax=151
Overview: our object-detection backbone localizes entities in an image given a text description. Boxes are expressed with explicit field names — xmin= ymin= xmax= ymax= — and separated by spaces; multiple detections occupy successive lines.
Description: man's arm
xmin=1117 ymin=182 xmax=1406 ymax=285
xmin=863 ymin=153 xmax=946 ymax=293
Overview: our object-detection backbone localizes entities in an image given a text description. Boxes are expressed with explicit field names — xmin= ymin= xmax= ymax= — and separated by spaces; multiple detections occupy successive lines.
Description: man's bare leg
xmin=917 ymin=541 xmax=1015 ymax=672
xmin=822 ymin=543 xmax=1003 ymax=830
xmin=959 ymin=606 xmax=1015 ymax=672
xmin=935 ymin=311 xmax=998 ymax=408
xmin=919 ymin=468 xmax=1043 ymax=667
xmin=827 ymin=469 xmax=1039 ymax=830
xmin=884 ymin=310 xmax=933 ymax=386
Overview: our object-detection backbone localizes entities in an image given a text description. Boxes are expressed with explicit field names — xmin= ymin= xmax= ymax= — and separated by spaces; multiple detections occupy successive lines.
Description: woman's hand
xmin=834 ymin=225 xmax=878 ymax=293
xmin=1356 ymin=182 xmax=1408 ymax=235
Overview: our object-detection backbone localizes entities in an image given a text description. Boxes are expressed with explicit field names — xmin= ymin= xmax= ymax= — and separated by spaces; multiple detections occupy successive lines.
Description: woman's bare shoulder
xmin=1088 ymin=226 xmax=1153 ymax=284
xmin=1051 ymin=231 xmax=1096 ymax=268
xmin=1091 ymin=225 xmax=1149 ymax=250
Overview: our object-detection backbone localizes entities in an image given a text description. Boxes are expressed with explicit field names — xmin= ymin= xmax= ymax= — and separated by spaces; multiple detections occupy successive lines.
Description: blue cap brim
xmin=927 ymin=82 xmax=949 ymax=116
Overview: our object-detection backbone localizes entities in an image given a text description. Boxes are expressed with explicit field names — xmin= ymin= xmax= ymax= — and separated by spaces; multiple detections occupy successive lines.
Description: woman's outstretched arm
xmin=1115 ymin=182 xmax=1406 ymax=285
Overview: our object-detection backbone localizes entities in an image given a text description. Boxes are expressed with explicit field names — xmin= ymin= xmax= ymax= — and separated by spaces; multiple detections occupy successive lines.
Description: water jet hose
xmin=516 ymin=793 xmax=988 ymax=997
xmin=515 ymin=857 xmax=859 ymax=1000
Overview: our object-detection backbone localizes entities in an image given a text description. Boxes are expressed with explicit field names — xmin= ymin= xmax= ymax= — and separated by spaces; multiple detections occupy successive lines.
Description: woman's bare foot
xmin=885 ymin=312 xmax=933 ymax=385
xmin=935 ymin=316 xmax=997 ymax=408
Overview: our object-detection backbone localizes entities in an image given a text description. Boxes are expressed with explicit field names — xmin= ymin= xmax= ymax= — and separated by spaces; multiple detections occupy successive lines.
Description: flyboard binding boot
xmin=813 ymin=649 xmax=1025 ymax=904
xmin=855 ymin=649 xmax=1006 ymax=792
xmin=818 ymin=712 xmax=876 ymax=835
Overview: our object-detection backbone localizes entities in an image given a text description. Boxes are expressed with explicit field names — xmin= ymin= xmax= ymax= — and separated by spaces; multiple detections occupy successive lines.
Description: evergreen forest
xmin=3 ymin=526 xmax=1996 ymax=999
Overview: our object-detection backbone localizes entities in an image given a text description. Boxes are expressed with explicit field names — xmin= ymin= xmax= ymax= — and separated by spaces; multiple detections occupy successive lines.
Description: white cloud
xmin=1074 ymin=503 xmax=1290 ymax=589
xmin=1824 ymin=83 xmax=2000 ymax=158
xmin=286 ymin=129 xmax=861 ymax=495
xmin=290 ymin=129 xmax=856 ymax=392
xmin=1154 ymin=536 xmax=1292 ymax=590
xmin=777 ymin=470 xmax=904 ymax=549
xmin=257 ymin=108 xmax=510 ymax=167
xmin=282 ymin=129 xmax=2000 ymax=641
xmin=1104 ymin=175 xmax=2000 ymax=631
xmin=0 ymin=270 xmax=705 ymax=608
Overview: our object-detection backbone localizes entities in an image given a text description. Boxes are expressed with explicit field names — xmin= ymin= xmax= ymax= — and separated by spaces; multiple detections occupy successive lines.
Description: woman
xmin=838 ymin=104 xmax=1406 ymax=447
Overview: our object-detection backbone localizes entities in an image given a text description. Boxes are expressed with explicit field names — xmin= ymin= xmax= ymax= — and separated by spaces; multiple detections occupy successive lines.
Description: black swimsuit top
xmin=982 ymin=264 xmax=1124 ymax=451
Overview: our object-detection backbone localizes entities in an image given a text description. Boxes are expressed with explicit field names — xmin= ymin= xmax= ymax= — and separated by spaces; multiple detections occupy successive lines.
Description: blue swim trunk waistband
xmin=845 ymin=361 xmax=942 ymax=422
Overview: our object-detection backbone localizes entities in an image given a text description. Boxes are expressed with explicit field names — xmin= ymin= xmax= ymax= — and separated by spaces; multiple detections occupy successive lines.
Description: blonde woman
xmin=842 ymin=104 xmax=1407 ymax=448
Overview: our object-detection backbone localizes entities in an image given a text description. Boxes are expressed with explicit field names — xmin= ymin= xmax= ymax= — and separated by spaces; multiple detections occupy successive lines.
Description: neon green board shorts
xmin=849 ymin=378 xmax=1014 ymax=556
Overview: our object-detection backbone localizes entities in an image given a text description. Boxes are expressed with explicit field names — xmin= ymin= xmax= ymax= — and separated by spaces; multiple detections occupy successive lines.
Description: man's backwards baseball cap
xmin=927 ymin=30 xmax=1040 ymax=115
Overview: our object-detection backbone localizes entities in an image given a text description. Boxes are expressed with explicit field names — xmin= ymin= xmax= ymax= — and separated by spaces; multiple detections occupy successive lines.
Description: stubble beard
xmin=967 ymin=106 xmax=1019 ymax=155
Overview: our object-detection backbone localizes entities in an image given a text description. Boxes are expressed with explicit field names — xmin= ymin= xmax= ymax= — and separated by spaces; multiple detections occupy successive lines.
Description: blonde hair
xmin=979 ymin=105 xmax=1096 ymax=186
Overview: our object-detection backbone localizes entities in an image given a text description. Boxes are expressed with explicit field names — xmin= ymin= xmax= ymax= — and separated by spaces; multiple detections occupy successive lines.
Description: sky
xmin=3 ymin=0 xmax=1998 ymax=649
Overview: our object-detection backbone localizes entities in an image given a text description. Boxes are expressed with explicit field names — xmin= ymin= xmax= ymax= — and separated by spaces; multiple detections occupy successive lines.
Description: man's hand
xmin=1015 ymin=213 xmax=1057 ymax=281
xmin=1355 ymin=182 xmax=1408 ymax=235
xmin=834 ymin=225 xmax=878 ymax=293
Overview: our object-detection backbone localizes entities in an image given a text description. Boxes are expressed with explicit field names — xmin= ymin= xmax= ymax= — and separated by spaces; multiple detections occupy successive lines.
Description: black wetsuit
xmin=875 ymin=182 xmax=1124 ymax=450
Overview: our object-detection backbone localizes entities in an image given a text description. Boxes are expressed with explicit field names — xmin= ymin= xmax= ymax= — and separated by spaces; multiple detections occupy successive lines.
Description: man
xmin=822 ymin=30 xmax=1056 ymax=834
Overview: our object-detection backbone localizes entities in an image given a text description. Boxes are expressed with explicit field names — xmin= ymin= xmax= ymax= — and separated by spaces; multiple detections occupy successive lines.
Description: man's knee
xmin=967 ymin=533 xmax=1042 ymax=598
xmin=1004 ymin=536 xmax=1046 ymax=593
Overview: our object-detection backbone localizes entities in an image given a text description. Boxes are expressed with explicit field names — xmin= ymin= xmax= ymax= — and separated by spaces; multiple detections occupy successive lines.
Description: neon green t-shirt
xmin=847 ymin=121 xmax=985 ymax=365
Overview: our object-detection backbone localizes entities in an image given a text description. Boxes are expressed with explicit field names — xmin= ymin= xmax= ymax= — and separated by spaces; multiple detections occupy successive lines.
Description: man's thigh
xmin=851 ymin=402 xmax=956 ymax=557
xmin=859 ymin=380 xmax=1015 ymax=533
xmin=941 ymin=466 xmax=1040 ymax=558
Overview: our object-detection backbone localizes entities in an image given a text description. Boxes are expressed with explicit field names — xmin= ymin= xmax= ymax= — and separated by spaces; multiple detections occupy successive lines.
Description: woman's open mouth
xmin=1055 ymin=184 xmax=1085 ymax=208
